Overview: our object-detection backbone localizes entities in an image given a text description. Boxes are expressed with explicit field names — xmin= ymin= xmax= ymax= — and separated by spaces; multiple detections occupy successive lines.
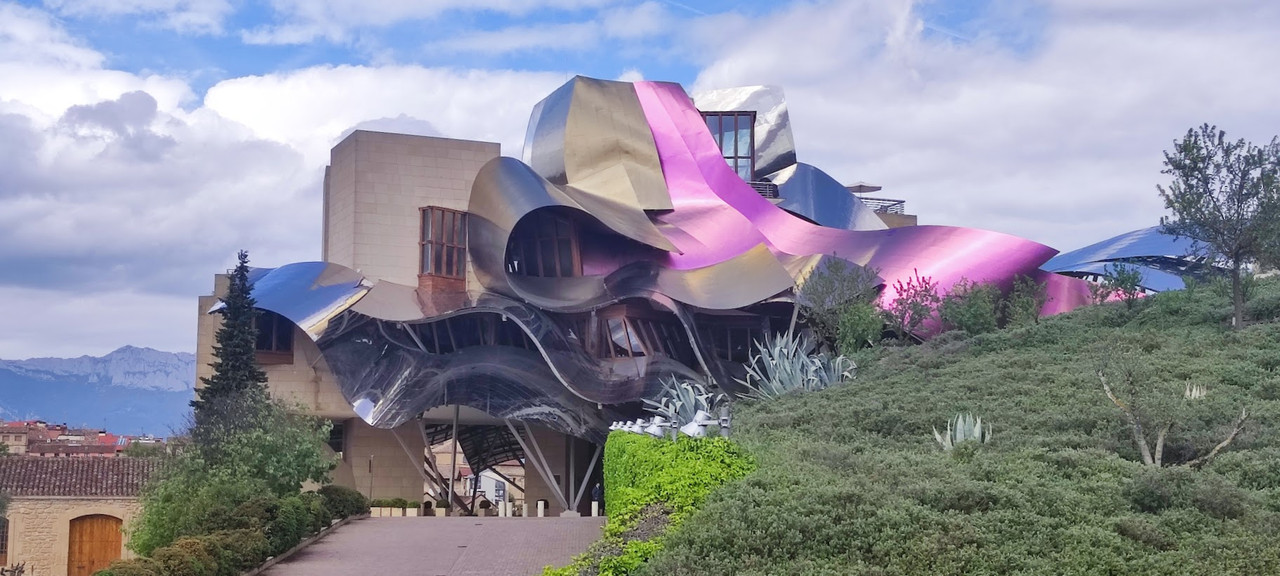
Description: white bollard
xmin=537 ymin=500 xmax=546 ymax=517
xmin=591 ymin=501 xmax=599 ymax=517
xmin=523 ymin=503 xmax=531 ymax=518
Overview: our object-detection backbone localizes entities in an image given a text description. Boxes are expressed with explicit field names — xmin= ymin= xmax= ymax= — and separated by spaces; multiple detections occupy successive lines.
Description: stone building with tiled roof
xmin=0 ymin=457 xmax=159 ymax=576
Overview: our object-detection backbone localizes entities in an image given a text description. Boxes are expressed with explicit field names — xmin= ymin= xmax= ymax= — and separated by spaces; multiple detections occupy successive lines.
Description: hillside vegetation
xmin=642 ymin=278 xmax=1280 ymax=575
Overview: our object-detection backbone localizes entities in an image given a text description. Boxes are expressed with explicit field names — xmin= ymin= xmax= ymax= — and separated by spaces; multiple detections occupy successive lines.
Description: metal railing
xmin=749 ymin=181 xmax=779 ymax=199
xmin=857 ymin=197 xmax=906 ymax=214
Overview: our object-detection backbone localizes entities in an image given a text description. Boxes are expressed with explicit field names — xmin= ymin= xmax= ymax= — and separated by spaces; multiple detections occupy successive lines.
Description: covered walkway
xmin=261 ymin=516 xmax=605 ymax=576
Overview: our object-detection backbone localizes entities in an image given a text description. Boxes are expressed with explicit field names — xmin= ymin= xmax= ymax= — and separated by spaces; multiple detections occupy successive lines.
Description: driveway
xmin=261 ymin=516 xmax=605 ymax=576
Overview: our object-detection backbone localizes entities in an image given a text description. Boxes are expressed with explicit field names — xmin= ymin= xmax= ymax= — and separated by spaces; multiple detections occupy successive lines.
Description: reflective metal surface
xmin=226 ymin=75 xmax=1163 ymax=469
xmin=694 ymin=85 xmax=797 ymax=180
xmin=769 ymin=163 xmax=888 ymax=231
xmin=1044 ymin=226 xmax=1211 ymax=291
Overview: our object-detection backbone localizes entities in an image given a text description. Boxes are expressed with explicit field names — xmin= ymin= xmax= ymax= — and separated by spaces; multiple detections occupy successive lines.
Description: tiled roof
xmin=0 ymin=456 xmax=159 ymax=497
xmin=28 ymin=443 xmax=118 ymax=455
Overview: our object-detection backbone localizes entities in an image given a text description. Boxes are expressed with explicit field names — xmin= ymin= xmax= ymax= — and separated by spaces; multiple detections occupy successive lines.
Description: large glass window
xmin=255 ymin=310 xmax=294 ymax=354
xmin=421 ymin=206 xmax=468 ymax=279
xmin=506 ymin=211 xmax=580 ymax=278
xmin=702 ymin=111 xmax=756 ymax=181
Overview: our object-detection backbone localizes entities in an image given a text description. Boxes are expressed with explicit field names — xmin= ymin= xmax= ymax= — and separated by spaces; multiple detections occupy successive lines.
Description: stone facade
xmin=4 ymin=497 xmax=140 ymax=576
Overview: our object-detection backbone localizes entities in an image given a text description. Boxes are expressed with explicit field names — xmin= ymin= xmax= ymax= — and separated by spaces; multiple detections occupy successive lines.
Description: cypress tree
xmin=193 ymin=250 xmax=268 ymax=422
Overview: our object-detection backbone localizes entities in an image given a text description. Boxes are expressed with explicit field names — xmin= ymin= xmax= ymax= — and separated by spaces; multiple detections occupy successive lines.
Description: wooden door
xmin=68 ymin=515 xmax=122 ymax=576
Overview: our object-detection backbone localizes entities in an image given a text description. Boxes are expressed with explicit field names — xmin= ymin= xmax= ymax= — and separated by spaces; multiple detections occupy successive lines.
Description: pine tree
xmin=193 ymin=250 xmax=268 ymax=421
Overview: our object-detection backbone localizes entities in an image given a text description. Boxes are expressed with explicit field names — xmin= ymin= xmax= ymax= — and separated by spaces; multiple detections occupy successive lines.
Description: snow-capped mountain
xmin=0 ymin=346 xmax=195 ymax=435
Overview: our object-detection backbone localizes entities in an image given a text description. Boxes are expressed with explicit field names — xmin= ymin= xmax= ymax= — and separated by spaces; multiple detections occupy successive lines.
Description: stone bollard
xmin=591 ymin=501 xmax=599 ymax=517
xmin=523 ymin=503 xmax=531 ymax=518
xmin=536 ymin=500 xmax=546 ymax=517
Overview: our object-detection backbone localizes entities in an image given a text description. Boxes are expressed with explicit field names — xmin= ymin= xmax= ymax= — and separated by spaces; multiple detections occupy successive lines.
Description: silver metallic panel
xmin=693 ymin=85 xmax=797 ymax=180
xmin=770 ymin=163 xmax=888 ymax=231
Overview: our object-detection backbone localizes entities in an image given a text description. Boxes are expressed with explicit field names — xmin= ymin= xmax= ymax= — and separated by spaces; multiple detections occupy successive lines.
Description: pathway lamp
xmin=679 ymin=410 xmax=715 ymax=438
xmin=643 ymin=416 xmax=668 ymax=437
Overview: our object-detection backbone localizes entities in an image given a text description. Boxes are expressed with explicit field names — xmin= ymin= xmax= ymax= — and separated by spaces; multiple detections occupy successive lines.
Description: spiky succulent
xmin=933 ymin=413 xmax=991 ymax=451
xmin=735 ymin=331 xmax=855 ymax=400
xmin=642 ymin=375 xmax=727 ymax=426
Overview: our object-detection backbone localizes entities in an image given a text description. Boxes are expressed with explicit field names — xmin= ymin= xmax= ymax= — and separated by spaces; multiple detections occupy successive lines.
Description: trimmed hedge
xmin=97 ymin=484 xmax=367 ymax=576
xmin=543 ymin=431 xmax=755 ymax=576
xmin=319 ymin=484 xmax=370 ymax=518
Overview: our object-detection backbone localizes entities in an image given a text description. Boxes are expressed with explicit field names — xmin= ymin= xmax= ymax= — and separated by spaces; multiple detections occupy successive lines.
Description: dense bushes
xmin=544 ymin=432 xmax=755 ymax=576
xmin=640 ymin=277 xmax=1280 ymax=575
xmin=98 ymin=488 xmax=363 ymax=576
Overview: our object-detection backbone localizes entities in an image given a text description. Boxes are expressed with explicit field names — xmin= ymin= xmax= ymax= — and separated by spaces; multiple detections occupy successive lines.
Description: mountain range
xmin=0 ymin=346 xmax=195 ymax=435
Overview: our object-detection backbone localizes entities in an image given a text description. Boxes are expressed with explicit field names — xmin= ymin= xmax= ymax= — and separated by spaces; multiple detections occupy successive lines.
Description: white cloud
xmin=42 ymin=0 xmax=233 ymax=35
xmin=0 ymin=286 xmax=195 ymax=358
xmin=202 ymin=65 xmax=568 ymax=166
xmin=689 ymin=0 xmax=1280 ymax=251
xmin=242 ymin=0 xmax=616 ymax=45
xmin=0 ymin=4 xmax=570 ymax=358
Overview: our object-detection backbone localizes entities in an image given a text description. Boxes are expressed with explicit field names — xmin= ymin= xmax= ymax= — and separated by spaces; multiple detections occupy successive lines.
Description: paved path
xmin=261 ymin=516 xmax=605 ymax=576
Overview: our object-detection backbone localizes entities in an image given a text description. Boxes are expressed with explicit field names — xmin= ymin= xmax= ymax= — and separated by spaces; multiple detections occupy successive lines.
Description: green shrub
xmin=317 ymin=484 xmax=368 ymax=518
xmin=267 ymin=496 xmax=311 ymax=556
xmin=1002 ymin=274 xmax=1049 ymax=326
xmin=153 ymin=537 xmax=217 ymax=576
xmin=94 ymin=557 xmax=163 ymax=576
xmin=199 ymin=529 xmax=270 ymax=576
xmin=301 ymin=491 xmax=335 ymax=533
xmin=389 ymin=497 xmax=409 ymax=509
xmin=836 ymin=300 xmax=884 ymax=354
xmin=939 ymin=278 xmax=1000 ymax=335
xmin=128 ymin=466 xmax=267 ymax=556
xmin=230 ymin=496 xmax=279 ymax=530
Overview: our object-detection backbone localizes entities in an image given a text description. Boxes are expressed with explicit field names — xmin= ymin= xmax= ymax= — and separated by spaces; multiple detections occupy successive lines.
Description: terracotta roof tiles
xmin=0 ymin=456 xmax=159 ymax=497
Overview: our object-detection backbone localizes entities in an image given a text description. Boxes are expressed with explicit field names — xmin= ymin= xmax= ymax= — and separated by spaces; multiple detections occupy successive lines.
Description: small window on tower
xmin=420 ymin=206 xmax=468 ymax=279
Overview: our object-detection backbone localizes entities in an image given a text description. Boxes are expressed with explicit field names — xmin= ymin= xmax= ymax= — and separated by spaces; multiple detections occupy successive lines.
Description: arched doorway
xmin=68 ymin=514 xmax=122 ymax=576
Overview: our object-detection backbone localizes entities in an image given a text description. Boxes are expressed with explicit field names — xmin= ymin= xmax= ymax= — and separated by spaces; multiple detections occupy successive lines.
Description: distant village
xmin=0 ymin=420 xmax=167 ymax=458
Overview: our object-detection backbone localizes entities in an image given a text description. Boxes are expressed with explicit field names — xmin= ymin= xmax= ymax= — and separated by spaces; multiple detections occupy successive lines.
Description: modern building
xmin=197 ymin=76 xmax=1201 ymax=516
xmin=0 ymin=457 xmax=157 ymax=576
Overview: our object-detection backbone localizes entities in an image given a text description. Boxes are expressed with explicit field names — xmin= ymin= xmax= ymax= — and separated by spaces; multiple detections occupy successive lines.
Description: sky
xmin=1 ymin=0 xmax=1278 ymax=359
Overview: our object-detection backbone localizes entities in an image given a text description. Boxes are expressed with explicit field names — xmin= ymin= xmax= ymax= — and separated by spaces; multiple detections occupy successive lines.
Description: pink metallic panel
xmin=632 ymin=80 xmax=1090 ymax=315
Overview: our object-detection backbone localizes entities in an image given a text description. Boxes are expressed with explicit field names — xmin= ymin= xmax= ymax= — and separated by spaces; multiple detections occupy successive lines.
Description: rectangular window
xmin=420 ymin=206 xmax=468 ymax=279
xmin=255 ymin=310 xmax=294 ymax=353
xmin=701 ymin=111 xmax=756 ymax=181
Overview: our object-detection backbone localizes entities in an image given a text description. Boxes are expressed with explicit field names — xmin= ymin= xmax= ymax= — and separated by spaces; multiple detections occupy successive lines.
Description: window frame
xmin=420 ymin=206 xmax=469 ymax=280
xmin=505 ymin=211 xmax=582 ymax=278
xmin=701 ymin=111 xmax=757 ymax=181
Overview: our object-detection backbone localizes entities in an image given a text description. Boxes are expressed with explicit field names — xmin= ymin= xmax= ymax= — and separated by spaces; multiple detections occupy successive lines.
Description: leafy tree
xmin=129 ymin=400 xmax=333 ymax=555
xmin=194 ymin=250 xmax=268 ymax=418
xmin=938 ymin=278 xmax=1000 ymax=335
xmin=1158 ymin=124 xmax=1280 ymax=328
xmin=882 ymin=269 xmax=939 ymax=340
xmin=1002 ymin=274 xmax=1048 ymax=327
xmin=1104 ymin=262 xmax=1145 ymax=310
xmin=795 ymin=258 xmax=880 ymax=348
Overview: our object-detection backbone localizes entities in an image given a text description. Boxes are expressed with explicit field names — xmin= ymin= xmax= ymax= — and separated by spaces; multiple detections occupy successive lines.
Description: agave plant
xmin=933 ymin=413 xmax=991 ymax=451
xmin=642 ymin=375 xmax=727 ymax=426
xmin=734 ymin=331 xmax=856 ymax=400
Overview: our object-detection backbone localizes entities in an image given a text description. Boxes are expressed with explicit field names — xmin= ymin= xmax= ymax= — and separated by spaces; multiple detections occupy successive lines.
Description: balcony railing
xmin=857 ymin=197 xmax=906 ymax=214
xmin=749 ymin=181 xmax=779 ymax=199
